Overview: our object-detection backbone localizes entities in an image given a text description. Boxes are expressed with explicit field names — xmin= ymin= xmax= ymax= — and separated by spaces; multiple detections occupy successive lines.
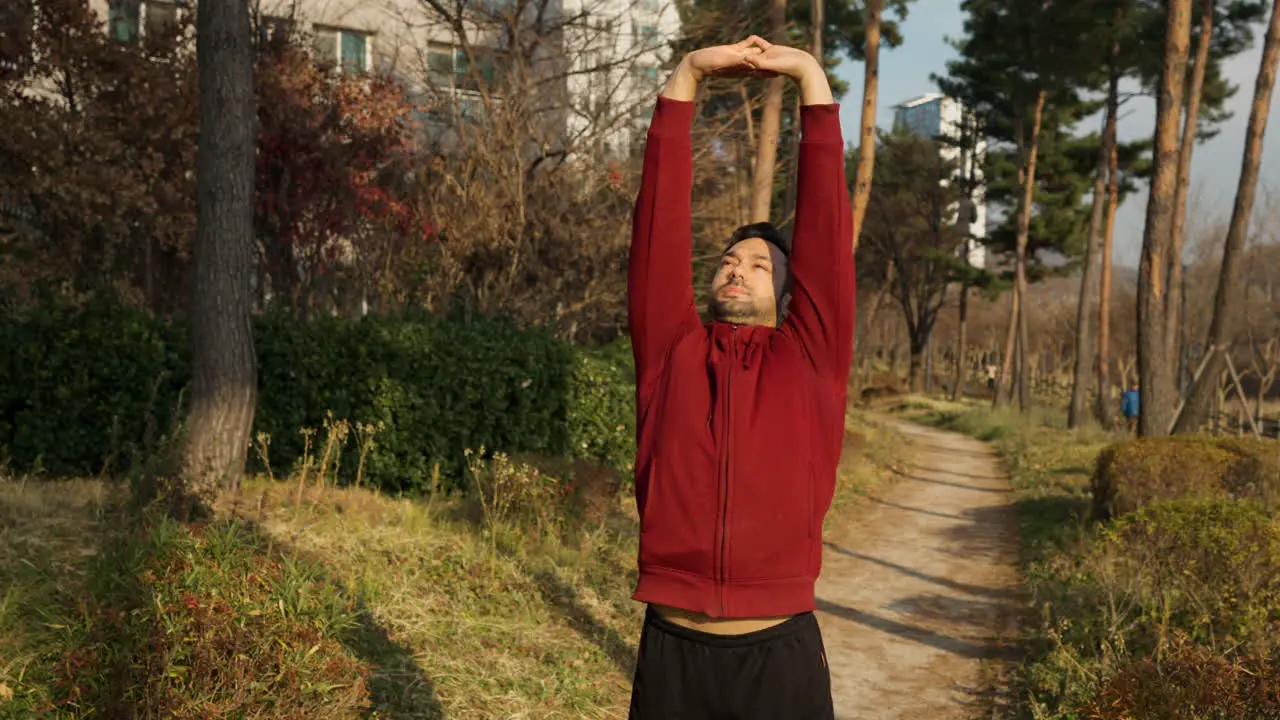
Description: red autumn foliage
xmin=253 ymin=37 xmax=432 ymax=312
xmin=0 ymin=1 xmax=429 ymax=316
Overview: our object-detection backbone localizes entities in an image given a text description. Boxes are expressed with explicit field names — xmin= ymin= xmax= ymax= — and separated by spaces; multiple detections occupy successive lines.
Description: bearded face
xmin=708 ymin=236 xmax=790 ymax=327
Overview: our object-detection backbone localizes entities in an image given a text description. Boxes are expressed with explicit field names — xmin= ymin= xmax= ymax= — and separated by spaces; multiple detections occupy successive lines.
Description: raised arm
xmin=746 ymin=43 xmax=854 ymax=384
xmin=629 ymin=40 xmax=771 ymax=392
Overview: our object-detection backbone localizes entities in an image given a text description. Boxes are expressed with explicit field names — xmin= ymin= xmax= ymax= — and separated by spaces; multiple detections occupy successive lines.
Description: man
xmin=626 ymin=36 xmax=853 ymax=719
xmin=1121 ymin=382 xmax=1140 ymax=434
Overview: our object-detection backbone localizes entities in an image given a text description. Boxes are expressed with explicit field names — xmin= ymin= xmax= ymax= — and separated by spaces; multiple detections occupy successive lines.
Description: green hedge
xmin=0 ymin=302 xmax=189 ymax=476
xmin=0 ymin=302 xmax=636 ymax=493
xmin=1091 ymin=436 xmax=1280 ymax=520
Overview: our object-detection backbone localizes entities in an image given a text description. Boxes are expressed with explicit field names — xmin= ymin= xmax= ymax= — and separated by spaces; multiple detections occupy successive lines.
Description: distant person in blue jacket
xmin=1121 ymin=383 xmax=1140 ymax=434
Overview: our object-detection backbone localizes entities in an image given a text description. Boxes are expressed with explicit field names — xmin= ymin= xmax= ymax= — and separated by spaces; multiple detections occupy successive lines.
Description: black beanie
xmin=724 ymin=222 xmax=791 ymax=257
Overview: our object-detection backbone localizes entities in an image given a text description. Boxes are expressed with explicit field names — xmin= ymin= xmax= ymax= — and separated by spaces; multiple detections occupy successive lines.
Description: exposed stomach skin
xmin=651 ymin=603 xmax=794 ymax=635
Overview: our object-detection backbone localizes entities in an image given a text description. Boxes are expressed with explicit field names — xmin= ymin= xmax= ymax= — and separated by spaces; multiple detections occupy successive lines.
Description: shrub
xmin=1025 ymin=499 xmax=1280 ymax=716
xmin=0 ymin=300 xmax=637 ymax=494
xmin=512 ymin=452 xmax=625 ymax=531
xmin=1084 ymin=637 xmax=1280 ymax=720
xmin=1218 ymin=437 xmax=1280 ymax=511
xmin=0 ymin=302 xmax=188 ymax=476
xmin=1089 ymin=436 xmax=1280 ymax=520
xmin=1060 ymin=499 xmax=1280 ymax=665
xmin=52 ymin=516 xmax=372 ymax=718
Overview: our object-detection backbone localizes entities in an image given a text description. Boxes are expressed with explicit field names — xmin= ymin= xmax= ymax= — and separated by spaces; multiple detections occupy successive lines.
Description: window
xmin=313 ymin=26 xmax=371 ymax=72
xmin=340 ymin=30 xmax=366 ymax=72
xmin=108 ymin=0 xmax=184 ymax=43
xmin=427 ymin=49 xmax=455 ymax=86
xmin=109 ymin=0 xmax=141 ymax=43
xmin=477 ymin=0 xmax=516 ymax=14
xmin=145 ymin=1 xmax=179 ymax=38
xmin=427 ymin=46 xmax=506 ymax=93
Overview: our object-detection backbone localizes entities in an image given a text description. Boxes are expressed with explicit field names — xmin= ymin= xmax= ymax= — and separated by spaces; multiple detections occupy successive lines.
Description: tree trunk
xmin=855 ymin=262 xmax=894 ymax=392
xmin=850 ymin=0 xmax=882 ymax=249
xmin=1174 ymin=0 xmax=1280 ymax=434
xmin=995 ymin=288 xmax=1018 ymax=409
xmin=1017 ymin=274 xmax=1032 ymax=410
xmin=1069 ymin=111 xmax=1111 ymax=428
xmin=782 ymin=0 xmax=824 ymax=228
xmin=952 ymin=110 xmax=977 ymax=402
xmin=909 ymin=338 xmax=925 ymax=394
xmin=1097 ymin=58 xmax=1121 ymax=426
xmin=1167 ymin=0 xmax=1215 ymax=367
xmin=749 ymin=0 xmax=788 ymax=222
xmin=180 ymin=0 xmax=259 ymax=515
xmin=1014 ymin=325 xmax=1028 ymax=410
xmin=1138 ymin=0 xmax=1193 ymax=437
xmin=952 ymin=274 xmax=970 ymax=401
xmin=1010 ymin=90 xmax=1046 ymax=411
xmin=811 ymin=0 xmax=823 ymax=62
xmin=996 ymin=289 xmax=1018 ymax=408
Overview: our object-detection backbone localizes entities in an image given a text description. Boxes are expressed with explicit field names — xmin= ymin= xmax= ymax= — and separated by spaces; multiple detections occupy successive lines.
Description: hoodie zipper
xmin=718 ymin=325 xmax=737 ymax=616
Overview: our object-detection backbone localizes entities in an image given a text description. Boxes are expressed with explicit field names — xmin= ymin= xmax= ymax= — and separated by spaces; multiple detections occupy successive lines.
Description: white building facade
xmin=558 ymin=0 xmax=680 ymax=156
xmin=83 ymin=0 xmax=679 ymax=152
xmin=892 ymin=93 xmax=987 ymax=270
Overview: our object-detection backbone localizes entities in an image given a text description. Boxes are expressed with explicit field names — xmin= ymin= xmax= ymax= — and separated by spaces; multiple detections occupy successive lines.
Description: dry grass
xmin=0 ymin=476 xmax=125 ymax=708
xmin=0 ymin=409 xmax=902 ymax=718
xmin=222 ymin=476 xmax=642 ymax=719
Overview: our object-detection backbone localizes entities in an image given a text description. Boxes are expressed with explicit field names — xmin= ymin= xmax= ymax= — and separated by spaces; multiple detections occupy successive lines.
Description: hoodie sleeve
xmin=781 ymin=103 xmax=856 ymax=386
xmin=628 ymin=96 xmax=702 ymax=395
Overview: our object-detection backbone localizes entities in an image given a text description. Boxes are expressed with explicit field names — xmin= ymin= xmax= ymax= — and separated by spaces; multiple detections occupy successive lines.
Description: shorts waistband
xmin=644 ymin=606 xmax=817 ymax=648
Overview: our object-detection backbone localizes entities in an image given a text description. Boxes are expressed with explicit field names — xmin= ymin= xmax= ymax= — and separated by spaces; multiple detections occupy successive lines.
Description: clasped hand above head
xmin=664 ymin=36 xmax=833 ymax=106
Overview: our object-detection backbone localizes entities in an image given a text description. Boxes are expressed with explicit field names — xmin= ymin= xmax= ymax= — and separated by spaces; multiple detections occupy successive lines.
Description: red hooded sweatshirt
xmin=628 ymin=96 xmax=855 ymax=619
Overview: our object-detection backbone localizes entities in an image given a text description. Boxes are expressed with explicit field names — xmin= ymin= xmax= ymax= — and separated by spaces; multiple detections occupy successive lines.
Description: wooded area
xmin=3 ymin=0 xmax=1280 ymax=510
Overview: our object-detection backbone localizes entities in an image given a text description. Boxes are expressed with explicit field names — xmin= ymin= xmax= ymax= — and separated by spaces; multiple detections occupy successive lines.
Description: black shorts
xmin=628 ymin=606 xmax=835 ymax=720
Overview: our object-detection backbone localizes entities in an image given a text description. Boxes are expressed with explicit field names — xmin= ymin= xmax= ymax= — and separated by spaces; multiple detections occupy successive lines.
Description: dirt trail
xmin=817 ymin=418 xmax=1021 ymax=720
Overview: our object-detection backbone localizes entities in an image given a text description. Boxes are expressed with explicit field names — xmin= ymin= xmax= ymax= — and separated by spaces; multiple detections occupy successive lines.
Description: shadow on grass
xmin=339 ymin=605 xmax=444 ymax=719
xmin=68 ymin=505 xmax=446 ymax=720
xmin=243 ymin=522 xmax=446 ymax=720
xmin=524 ymin=563 xmax=638 ymax=676
xmin=1014 ymin=494 xmax=1093 ymax=561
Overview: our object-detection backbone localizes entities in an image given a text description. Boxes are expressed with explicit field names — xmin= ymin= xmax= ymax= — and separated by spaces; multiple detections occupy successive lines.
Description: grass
xmin=0 ymin=478 xmax=121 ymax=713
xmin=826 ymin=409 xmax=906 ymax=532
xmin=0 ymin=409 xmax=901 ymax=718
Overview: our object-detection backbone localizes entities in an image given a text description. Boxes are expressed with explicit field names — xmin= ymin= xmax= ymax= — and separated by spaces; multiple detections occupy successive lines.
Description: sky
xmin=832 ymin=1 xmax=1280 ymax=269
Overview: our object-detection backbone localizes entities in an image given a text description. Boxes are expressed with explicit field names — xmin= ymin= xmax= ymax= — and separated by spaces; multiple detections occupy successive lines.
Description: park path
xmin=816 ymin=418 xmax=1021 ymax=720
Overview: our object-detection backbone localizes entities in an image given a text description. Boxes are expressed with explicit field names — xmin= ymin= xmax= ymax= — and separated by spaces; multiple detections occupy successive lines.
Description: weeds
xmin=2 ymin=406 xmax=896 ymax=718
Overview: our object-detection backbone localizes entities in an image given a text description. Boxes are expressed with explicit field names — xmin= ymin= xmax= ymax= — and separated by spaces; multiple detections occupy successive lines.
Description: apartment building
xmin=559 ymin=0 xmax=679 ymax=155
xmin=893 ymin=93 xmax=988 ymax=270
xmin=84 ymin=0 xmax=677 ymax=154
